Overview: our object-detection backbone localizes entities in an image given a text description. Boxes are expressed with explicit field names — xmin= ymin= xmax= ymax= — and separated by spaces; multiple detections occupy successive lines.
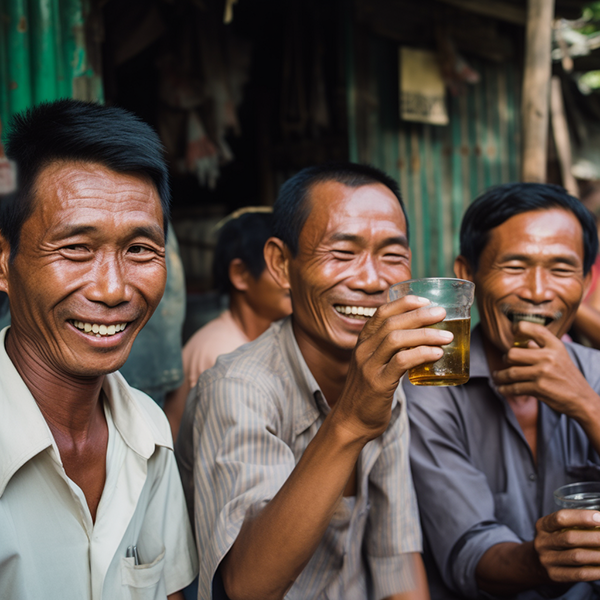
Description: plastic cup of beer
xmin=554 ymin=482 xmax=600 ymax=510
xmin=388 ymin=277 xmax=475 ymax=386
xmin=554 ymin=482 xmax=600 ymax=533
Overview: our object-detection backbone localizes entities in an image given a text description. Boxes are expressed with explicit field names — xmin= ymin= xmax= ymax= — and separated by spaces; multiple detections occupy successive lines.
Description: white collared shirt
xmin=0 ymin=327 xmax=198 ymax=600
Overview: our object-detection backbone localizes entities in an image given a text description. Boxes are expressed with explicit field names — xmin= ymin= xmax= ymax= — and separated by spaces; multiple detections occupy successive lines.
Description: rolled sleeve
xmin=192 ymin=376 xmax=296 ymax=600
xmin=367 ymin=392 xmax=422 ymax=599
xmin=406 ymin=382 xmax=521 ymax=598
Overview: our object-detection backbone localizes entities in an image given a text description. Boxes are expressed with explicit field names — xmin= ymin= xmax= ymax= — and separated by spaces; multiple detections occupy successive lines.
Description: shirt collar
xmin=276 ymin=316 xmax=400 ymax=436
xmin=0 ymin=327 xmax=171 ymax=498
xmin=277 ymin=317 xmax=328 ymax=435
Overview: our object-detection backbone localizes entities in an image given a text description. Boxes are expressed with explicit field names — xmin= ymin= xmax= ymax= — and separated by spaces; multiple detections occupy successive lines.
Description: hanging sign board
xmin=400 ymin=47 xmax=448 ymax=125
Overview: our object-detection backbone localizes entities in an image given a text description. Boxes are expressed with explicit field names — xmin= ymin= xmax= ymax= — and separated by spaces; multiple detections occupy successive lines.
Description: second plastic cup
xmin=388 ymin=277 xmax=475 ymax=386
xmin=554 ymin=482 xmax=600 ymax=510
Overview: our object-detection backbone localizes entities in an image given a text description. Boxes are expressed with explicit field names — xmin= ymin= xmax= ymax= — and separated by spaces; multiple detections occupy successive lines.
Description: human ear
xmin=264 ymin=237 xmax=291 ymax=290
xmin=454 ymin=255 xmax=474 ymax=282
xmin=0 ymin=233 xmax=9 ymax=294
xmin=228 ymin=258 xmax=251 ymax=292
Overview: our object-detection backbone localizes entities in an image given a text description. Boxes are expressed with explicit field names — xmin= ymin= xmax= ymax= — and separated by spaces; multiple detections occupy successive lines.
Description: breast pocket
xmin=121 ymin=547 xmax=167 ymax=600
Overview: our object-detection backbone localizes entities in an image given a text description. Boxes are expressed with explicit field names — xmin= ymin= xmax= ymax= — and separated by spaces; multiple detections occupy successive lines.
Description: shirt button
xmin=529 ymin=474 xmax=537 ymax=482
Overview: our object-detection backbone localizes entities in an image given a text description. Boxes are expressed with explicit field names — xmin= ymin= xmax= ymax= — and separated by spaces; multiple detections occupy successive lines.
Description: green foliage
xmin=580 ymin=2 xmax=600 ymax=34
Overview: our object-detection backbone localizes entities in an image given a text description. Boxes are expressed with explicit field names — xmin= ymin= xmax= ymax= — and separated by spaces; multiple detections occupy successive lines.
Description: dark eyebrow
xmin=500 ymin=253 xmax=580 ymax=267
xmin=52 ymin=224 xmax=165 ymax=246
xmin=329 ymin=233 xmax=409 ymax=247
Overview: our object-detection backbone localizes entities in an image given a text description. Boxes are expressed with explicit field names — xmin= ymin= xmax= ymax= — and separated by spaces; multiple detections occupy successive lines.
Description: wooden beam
xmin=550 ymin=76 xmax=578 ymax=196
xmin=435 ymin=0 xmax=527 ymax=25
xmin=521 ymin=0 xmax=555 ymax=183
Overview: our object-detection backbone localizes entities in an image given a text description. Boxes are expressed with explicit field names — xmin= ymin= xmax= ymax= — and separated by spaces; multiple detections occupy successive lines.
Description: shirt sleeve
xmin=192 ymin=375 xmax=297 ymax=600
xmin=405 ymin=380 xmax=522 ymax=599
xmin=366 ymin=387 xmax=423 ymax=600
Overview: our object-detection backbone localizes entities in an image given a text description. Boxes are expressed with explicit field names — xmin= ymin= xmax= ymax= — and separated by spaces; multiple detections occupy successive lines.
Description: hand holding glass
xmin=388 ymin=278 xmax=475 ymax=386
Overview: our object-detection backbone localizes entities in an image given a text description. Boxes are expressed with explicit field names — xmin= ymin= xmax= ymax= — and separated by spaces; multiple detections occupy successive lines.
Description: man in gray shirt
xmin=406 ymin=183 xmax=600 ymax=600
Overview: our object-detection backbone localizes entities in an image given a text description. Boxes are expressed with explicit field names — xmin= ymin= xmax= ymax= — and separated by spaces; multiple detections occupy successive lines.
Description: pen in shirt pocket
xmin=126 ymin=545 xmax=140 ymax=565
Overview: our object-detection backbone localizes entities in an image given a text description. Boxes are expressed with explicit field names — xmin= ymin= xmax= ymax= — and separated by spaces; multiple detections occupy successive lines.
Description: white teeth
xmin=72 ymin=321 xmax=127 ymax=337
xmin=335 ymin=306 xmax=377 ymax=318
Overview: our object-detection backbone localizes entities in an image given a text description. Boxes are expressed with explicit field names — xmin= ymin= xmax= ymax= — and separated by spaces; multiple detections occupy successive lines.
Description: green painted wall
xmin=0 ymin=0 xmax=102 ymax=140
xmin=347 ymin=34 xmax=521 ymax=280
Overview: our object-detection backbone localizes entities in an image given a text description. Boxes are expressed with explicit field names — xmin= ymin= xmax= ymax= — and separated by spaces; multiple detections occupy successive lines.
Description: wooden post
xmin=550 ymin=76 xmax=578 ymax=196
xmin=521 ymin=0 xmax=555 ymax=182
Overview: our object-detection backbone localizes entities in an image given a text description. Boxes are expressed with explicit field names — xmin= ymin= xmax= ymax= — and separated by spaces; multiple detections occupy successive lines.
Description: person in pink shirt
xmin=164 ymin=209 xmax=292 ymax=438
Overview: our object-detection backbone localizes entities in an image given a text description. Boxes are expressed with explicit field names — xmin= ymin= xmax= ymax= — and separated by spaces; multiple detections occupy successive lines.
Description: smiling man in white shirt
xmin=0 ymin=99 xmax=197 ymax=600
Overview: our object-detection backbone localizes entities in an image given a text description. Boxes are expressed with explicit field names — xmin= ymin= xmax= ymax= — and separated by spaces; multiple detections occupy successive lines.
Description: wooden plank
xmin=466 ymin=62 xmax=480 ymax=201
xmin=420 ymin=125 xmax=432 ymax=274
xmin=521 ymin=0 xmax=555 ymax=182
xmin=550 ymin=75 xmax=578 ymax=196
xmin=459 ymin=91 xmax=471 ymax=214
xmin=505 ymin=62 xmax=519 ymax=182
xmin=487 ymin=62 xmax=500 ymax=185
xmin=450 ymin=95 xmax=463 ymax=258
xmin=498 ymin=66 xmax=510 ymax=183
xmin=345 ymin=7 xmax=359 ymax=163
xmin=430 ymin=125 xmax=446 ymax=275
xmin=410 ymin=125 xmax=425 ymax=278
xmin=436 ymin=0 xmax=527 ymax=25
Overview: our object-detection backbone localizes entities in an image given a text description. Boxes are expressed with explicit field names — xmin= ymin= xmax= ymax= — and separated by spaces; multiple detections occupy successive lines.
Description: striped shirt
xmin=177 ymin=316 xmax=422 ymax=600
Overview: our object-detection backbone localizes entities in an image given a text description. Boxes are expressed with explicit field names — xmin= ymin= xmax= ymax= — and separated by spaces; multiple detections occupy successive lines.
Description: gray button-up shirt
xmin=177 ymin=316 xmax=421 ymax=600
xmin=405 ymin=326 xmax=600 ymax=600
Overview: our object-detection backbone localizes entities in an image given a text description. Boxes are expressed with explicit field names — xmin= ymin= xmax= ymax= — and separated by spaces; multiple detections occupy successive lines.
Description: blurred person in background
xmin=164 ymin=208 xmax=291 ymax=439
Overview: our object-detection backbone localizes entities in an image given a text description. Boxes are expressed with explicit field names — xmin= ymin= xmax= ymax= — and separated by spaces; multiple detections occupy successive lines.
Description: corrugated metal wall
xmin=348 ymin=34 xmax=522 ymax=279
xmin=0 ymin=0 xmax=102 ymax=137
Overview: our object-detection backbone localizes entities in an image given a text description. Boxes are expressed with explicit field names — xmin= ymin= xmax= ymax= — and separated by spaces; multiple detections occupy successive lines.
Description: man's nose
xmin=349 ymin=255 xmax=386 ymax=294
xmin=519 ymin=267 xmax=554 ymax=304
xmin=86 ymin=254 xmax=132 ymax=306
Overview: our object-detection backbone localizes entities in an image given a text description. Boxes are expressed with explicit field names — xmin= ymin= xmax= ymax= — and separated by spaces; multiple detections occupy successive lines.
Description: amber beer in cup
xmin=389 ymin=278 xmax=475 ymax=386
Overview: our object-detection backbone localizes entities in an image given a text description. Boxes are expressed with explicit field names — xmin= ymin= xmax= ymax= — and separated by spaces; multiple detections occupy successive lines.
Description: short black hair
xmin=272 ymin=162 xmax=408 ymax=255
xmin=460 ymin=182 xmax=598 ymax=275
xmin=213 ymin=211 xmax=274 ymax=295
xmin=2 ymin=99 xmax=170 ymax=258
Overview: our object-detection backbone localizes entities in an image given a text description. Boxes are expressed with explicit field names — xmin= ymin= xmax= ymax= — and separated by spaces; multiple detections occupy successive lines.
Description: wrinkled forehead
xmin=300 ymin=181 xmax=407 ymax=247
xmin=483 ymin=208 xmax=585 ymax=261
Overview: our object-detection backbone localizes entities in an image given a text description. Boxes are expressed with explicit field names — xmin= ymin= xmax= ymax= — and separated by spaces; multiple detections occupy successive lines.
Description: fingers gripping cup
xmin=389 ymin=277 xmax=475 ymax=386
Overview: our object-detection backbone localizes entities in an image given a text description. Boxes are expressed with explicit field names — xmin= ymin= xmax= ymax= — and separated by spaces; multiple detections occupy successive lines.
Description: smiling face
xmin=456 ymin=208 xmax=589 ymax=355
xmin=0 ymin=161 xmax=167 ymax=379
xmin=284 ymin=180 xmax=411 ymax=359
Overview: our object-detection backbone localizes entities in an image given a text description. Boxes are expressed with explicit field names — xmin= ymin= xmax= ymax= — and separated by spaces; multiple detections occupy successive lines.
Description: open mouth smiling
xmin=70 ymin=320 xmax=129 ymax=338
xmin=334 ymin=305 xmax=377 ymax=319
xmin=505 ymin=310 xmax=557 ymax=327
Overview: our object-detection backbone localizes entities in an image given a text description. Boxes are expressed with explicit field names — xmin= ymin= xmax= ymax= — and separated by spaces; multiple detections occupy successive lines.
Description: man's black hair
xmin=213 ymin=211 xmax=274 ymax=295
xmin=460 ymin=182 xmax=598 ymax=275
xmin=272 ymin=162 xmax=408 ymax=256
xmin=2 ymin=99 xmax=170 ymax=258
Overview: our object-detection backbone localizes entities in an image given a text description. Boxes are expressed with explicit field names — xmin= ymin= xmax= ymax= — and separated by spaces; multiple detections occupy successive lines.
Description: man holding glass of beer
xmin=177 ymin=162 xmax=455 ymax=600
xmin=406 ymin=183 xmax=600 ymax=600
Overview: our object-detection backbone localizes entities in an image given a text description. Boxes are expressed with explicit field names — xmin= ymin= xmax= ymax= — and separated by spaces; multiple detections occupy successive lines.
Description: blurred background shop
xmin=3 ymin=0 xmax=600 ymax=338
